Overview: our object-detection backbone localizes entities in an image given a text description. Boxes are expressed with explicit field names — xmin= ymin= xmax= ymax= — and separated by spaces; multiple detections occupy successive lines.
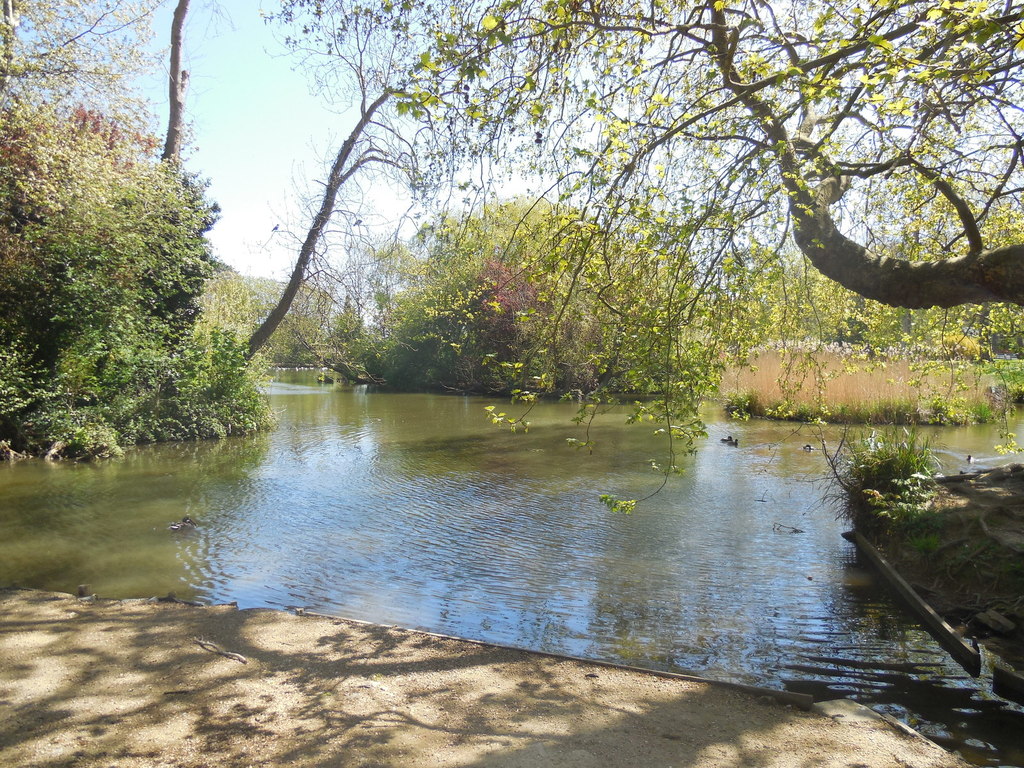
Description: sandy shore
xmin=0 ymin=588 xmax=968 ymax=767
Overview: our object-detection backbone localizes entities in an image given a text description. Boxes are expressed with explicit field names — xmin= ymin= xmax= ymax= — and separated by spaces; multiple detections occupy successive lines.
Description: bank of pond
xmin=1 ymin=370 xmax=1022 ymax=766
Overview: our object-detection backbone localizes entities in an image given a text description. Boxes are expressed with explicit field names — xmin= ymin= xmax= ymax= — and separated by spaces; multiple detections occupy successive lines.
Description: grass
xmin=721 ymin=349 xmax=996 ymax=425
xmin=984 ymin=358 xmax=1024 ymax=403
xmin=835 ymin=427 xmax=940 ymax=535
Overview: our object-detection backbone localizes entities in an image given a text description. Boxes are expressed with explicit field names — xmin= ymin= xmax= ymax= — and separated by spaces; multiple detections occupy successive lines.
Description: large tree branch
xmin=784 ymin=131 xmax=1024 ymax=308
xmin=247 ymin=90 xmax=392 ymax=358
xmin=705 ymin=2 xmax=1024 ymax=309
xmin=791 ymin=179 xmax=1024 ymax=307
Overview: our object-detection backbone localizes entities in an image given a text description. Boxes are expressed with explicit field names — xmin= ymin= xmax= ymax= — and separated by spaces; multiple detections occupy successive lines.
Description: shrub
xmin=837 ymin=428 xmax=940 ymax=535
xmin=0 ymin=104 xmax=271 ymax=459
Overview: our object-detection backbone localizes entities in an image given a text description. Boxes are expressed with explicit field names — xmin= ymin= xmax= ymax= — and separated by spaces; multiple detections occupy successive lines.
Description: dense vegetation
xmin=0 ymin=3 xmax=270 ymax=460
xmin=0 ymin=104 xmax=271 ymax=459
xmin=260 ymin=0 xmax=1024 ymax=455
xmin=6 ymin=0 xmax=1024 ymax=466
xmin=212 ymin=201 xmax=1013 ymax=426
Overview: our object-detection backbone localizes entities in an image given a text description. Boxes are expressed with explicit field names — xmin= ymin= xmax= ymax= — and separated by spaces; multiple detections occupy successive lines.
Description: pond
xmin=1 ymin=370 xmax=1022 ymax=765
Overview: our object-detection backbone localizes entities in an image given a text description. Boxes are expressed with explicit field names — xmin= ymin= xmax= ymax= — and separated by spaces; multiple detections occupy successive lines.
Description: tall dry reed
xmin=720 ymin=349 xmax=995 ymax=425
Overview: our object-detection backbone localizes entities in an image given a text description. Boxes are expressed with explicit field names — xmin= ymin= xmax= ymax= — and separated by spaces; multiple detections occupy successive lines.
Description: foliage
xmin=985 ymin=359 xmax=1024 ymax=403
xmin=721 ymin=347 xmax=997 ymax=425
xmin=0 ymin=103 xmax=271 ymax=458
xmin=401 ymin=0 xmax=1024 ymax=303
xmin=203 ymin=271 xmax=321 ymax=368
xmin=1 ymin=0 xmax=156 ymax=117
xmin=249 ymin=0 xmax=425 ymax=359
xmin=837 ymin=429 xmax=940 ymax=535
xmin=278 ymin=0 xmax=1024 ymax=461
xmin=728 ymin=390 xmax=993 ymax=426
xmin=370 ymin=199 xmax=610 ymax=394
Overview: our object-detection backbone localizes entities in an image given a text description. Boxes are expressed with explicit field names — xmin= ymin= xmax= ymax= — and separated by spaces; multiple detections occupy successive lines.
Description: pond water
xmin=1 ymin=370 xmax=1023 ymax=765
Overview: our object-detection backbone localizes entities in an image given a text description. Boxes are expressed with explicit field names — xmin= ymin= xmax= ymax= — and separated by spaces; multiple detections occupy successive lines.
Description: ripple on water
xmin=3 ymin=382 xmax=1024 ymax=766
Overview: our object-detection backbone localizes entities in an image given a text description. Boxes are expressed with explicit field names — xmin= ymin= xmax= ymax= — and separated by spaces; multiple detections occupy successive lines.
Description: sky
xmin=146 ymin=2 xmax=406 ymax=280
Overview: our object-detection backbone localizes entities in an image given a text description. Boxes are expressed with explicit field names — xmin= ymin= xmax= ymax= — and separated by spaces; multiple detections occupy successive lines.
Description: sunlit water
xmin=1 ymin=370 xmax=1022 ymax=765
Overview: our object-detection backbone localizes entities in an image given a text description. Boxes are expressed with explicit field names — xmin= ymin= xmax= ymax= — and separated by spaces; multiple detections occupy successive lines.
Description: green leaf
xmin=867 ymin=34 xmax=893 ymax=52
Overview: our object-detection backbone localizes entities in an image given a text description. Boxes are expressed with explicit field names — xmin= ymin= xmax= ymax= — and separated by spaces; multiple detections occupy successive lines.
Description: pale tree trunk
xmin=162 ymin=0 xmax=190 ymax=163
xmin=0 ymin=0 xmax=19 ymax=101
xmin=247 ymin=91 xmax=391 ymax=358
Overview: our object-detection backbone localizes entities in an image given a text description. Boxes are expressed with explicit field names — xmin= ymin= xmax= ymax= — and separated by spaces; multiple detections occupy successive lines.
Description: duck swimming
xmin=721 ymin=436 xmax=739 ymax=447
xmin=168 ymin=515 xmax=198 ymax=531
xmin=803 ymin=444 xmax=814 ymax=451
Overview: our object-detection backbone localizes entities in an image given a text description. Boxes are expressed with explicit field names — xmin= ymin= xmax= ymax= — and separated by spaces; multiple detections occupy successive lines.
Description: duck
xmin=802 ymin=444 xmax=814 ymax=451
xmin=966 ymin=454 xmax=974 ymax=464
xmin=721 ymin=436 xmax=739 ymax=447
xmin=168 ymin=515 xmax=198 ymax=531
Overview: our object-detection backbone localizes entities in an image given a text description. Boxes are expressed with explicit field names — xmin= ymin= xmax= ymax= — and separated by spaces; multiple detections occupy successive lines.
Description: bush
xmin=370 ymin=201 xmax=607 ymax=394
xmin=0 ymin=104 xmax=271 ymax=459
xmin=838 ymin=428 xmax=940 ymax=535
xmin=985 ymin=359 xmax=1024 ymax=403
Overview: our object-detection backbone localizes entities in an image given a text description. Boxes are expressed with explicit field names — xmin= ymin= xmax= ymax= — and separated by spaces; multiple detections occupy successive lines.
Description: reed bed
xmin=720 ymin=349 xmax=996 ymax=425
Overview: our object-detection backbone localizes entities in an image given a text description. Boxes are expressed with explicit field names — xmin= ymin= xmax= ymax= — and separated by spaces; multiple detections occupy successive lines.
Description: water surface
xmin=1 ymin=372 xmax=1022 ymax=765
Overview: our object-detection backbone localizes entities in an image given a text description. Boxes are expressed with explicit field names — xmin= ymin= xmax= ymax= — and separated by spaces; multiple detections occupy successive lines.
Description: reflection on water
xmin=1 ymin=370 xmax=1022 ymax=766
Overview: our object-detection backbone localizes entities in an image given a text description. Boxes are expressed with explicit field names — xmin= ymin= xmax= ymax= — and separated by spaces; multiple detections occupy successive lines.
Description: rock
xmin=975 ymin=610 xmax=1017 ymax=635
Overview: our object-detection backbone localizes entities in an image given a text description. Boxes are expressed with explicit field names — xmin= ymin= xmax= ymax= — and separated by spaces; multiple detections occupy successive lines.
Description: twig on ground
xmin=193 ymin=637 xmax=248 ymax=664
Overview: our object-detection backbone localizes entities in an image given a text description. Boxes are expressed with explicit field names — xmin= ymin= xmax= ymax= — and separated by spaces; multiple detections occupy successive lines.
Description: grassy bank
xmin=834 ymin=430 xmax=1024 ymax=669
xmin=721 ymin=349 xmax=996 ymax=425
xmin=834 ymin=428 xmax=939 ymax=538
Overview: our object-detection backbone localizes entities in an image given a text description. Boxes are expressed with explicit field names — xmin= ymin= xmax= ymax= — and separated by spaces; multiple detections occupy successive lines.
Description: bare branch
xmin=248 ymin=90 xmax=393 ymax=357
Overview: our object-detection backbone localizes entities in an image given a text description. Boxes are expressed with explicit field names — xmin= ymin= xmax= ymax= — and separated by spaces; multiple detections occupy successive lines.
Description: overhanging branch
xmin=704 ymin=1 xmax=1024 ymax=309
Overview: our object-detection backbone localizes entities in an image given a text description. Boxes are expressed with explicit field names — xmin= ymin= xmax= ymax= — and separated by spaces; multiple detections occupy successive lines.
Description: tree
xmin=371 ymin=202 xmax=561 ymax=392
xmin=267 ymin=0 xmax=1024 ymax=485
xmin=367 ymin=198 xmax=705 ymax=398
xmin=0 ymin=1 xmax=272 ymax=459
xmin=0 ymin=0 xmax=156 ymax=114
xmin=0 ymin=103 xmax=271 ymax=457
xmin=248 ymin=2 xmax=422 ymax=358
xmin=246 ymin=88 xmax=393 ymax=357
xmin=0 ymin=0 xmax=17 ymax=98
xmin=275 ymin=2 xmax=1024 ymax=388
xmin=373 ymin=0 xmax=1023 ymax=310
xmin=700 ymin=2 xmax=1024 ymax=308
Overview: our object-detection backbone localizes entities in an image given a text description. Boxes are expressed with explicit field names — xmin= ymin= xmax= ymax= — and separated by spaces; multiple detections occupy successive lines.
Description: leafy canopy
xmin=273 ymin=0 xmax=1024 ymax=484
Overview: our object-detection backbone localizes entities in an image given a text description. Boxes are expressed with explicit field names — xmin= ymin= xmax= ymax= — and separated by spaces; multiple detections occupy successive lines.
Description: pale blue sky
xmin=148 ymin=2 xmax=397 ymax=279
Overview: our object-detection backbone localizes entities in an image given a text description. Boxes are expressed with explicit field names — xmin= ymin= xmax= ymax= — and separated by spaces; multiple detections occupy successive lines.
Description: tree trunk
xmin=162 ymin=0 xmax=190 ymax=163
xmin=0 ymin=0 xmax=19 ymax=101
xmin=247 ymin=91 xmax=391 ymax=358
